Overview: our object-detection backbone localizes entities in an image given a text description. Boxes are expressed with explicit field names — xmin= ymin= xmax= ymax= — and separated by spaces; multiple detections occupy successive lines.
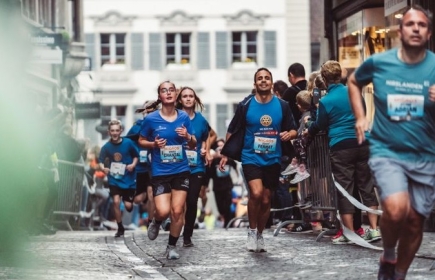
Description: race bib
xmin=387 ymin=94 xmax=424 ymax=121
xmin=139 ymin=150 xmax=148 ymax=163
xmin=110 ymin=162 xmax=126 ymax=179
xmin=186 ymin=150 xmax=198 ymax=166
xmin=160 ymin=145 xmax=183 ymax=163
xmin=253 ymin=136 xmax=277 ymax=154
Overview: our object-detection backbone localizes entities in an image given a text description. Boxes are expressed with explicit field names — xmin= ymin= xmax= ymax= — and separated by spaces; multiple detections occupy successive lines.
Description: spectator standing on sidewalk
xmin=139 ymin=81 xmax=197 ymax=260
xmin=220 ymin=68 xmax=297 ymax=252
xmin=348 ymin=6 xmax=435 ymax=280
xmin=306 ymin=60 xmax=380 ymax=245
xmin=176 ymin=86 xmax=214 ymax=247
xmin=282 ymin=63 xmax=308 ymax=123
xmin=99 ymin=120 xmax=138 ymax=238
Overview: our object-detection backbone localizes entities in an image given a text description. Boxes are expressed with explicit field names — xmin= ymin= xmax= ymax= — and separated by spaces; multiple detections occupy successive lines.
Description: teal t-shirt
xmin=241 ymin=95 xmax=282 ymax=166
xmin=355 ymin=48 xmax=435 ymax=161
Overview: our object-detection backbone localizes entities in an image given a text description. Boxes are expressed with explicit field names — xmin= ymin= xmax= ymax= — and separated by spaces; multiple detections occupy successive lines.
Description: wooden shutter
xmin=197 ymin=32 xmax=210 ymax=70
xmin=215 ymin=32 xmax=228 ymax=69
xmin=264 ymin=31 xmax=277 ymax=68
xmin=149 ymin=33 xmax=162 ymax=70
xmin=131 ymin=33 xmax=144 ymax=70
xmin=84 ymin=33 xmax=95 ymax=70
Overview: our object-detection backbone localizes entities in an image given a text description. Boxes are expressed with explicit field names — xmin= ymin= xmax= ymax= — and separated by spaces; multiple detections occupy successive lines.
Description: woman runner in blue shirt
xmin=139 ymin=81 xmax=197 ymax=260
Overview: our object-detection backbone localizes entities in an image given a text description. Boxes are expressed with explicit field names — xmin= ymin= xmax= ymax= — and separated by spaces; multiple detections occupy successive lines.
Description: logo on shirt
xmin=260 ymin=115 xmax=272 ymax=127
xmin=114 ymin=153 xmax=122 ymax=162
xmin=155 ymin=125 xmax=166 ymax=131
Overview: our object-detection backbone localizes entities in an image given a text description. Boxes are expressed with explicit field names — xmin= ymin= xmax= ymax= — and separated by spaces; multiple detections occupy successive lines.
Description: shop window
xmin=166 ymin=33 xmax=191 ymax=66
xmin=100 ymin=33 xmax=126 ymax=66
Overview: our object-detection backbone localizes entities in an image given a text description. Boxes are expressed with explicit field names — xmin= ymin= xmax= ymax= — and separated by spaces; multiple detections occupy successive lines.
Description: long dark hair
xmin=176 ymin=86 xmax=205 ymax=112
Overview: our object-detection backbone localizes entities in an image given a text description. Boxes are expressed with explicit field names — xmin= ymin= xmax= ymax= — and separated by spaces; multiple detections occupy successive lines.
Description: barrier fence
xmin=273 ymin=132 xmax=338 ymax=239
xmin=51 ymin=159 xmax=85 ymax=231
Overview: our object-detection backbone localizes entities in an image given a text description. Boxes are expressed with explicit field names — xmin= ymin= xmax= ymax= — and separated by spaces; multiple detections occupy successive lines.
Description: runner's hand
xmin=355 ymin=118 xmax=369 ymax=144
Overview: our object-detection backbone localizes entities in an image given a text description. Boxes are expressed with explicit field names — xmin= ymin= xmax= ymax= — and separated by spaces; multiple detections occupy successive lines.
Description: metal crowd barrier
xmin=273 ymin=132 xmax=338 ymax=239
xmin=51 ymin=159 xmax=85 ymax=231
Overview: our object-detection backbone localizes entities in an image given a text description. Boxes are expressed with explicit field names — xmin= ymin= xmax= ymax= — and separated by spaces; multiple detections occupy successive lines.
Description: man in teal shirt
xmin=348 ymin=5 xmax=435 ymax=280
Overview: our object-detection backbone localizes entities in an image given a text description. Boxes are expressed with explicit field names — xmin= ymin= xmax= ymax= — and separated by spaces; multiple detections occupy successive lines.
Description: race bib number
xmin=216 ymin=165 xmax=230 ymax=177
xmin=139 ymin=150 xmax=148 ymax=163
xmin=186 ymin=150 xmax=198 ymax=166
xmin=254 ymin=136 xmax=277 ymax=154
xmin=160 ymin=145 xmax=183 ymax=163
xmin=387 ymin=94 xmax=424 ymax=121
xmin=110 ymin=162 xmax=126 ymax=179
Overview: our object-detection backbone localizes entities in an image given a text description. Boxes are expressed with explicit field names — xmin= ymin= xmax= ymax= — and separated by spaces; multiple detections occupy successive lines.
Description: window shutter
xmin=149 ymin=33 xmax=162 ymax=70
xmin=85 ymin=33 xmax=95 ymax=70
xmin=197 ymin=32 xmax=210 ymax=70
xmin=264 ymin=31 xmax=277 ymax=68
xmin=215 ymin=32 xmax=228 ymax=69
xmin=131 ymin=33 xmax=144 ymax=70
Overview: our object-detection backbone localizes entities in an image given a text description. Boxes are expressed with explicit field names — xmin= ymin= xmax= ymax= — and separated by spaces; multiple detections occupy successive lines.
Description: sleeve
xmin=139 ymin=117 xmax=151 ymax=140
xmin=130 ymin=140 xmax=139 ymax=158
xmin=98 ymin=146 xmax=108 ymax=167
xmin=227 ymin=103 xmax=243 ymax=134
xmin=354 ymin=56 xmax=375 ymax=86
xmin=202 ymin=119 xmax=210 ymax=142
xmin=308 ymin=102 xmax=328 ymax=136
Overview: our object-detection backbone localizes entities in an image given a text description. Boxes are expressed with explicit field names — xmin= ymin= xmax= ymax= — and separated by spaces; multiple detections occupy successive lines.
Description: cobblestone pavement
xmin=1 ymin=229 xmax=435 ymax=279
xmin=126 ymin=228 xmax=435 ymax=280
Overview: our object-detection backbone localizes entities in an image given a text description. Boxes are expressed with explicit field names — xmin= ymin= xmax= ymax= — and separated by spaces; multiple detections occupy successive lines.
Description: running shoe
xmin=290 ymin=170 xmax=310 ymax=184
xmin=378 ymin=257 xmax=396 ymax=280
xmin=290 ymin=223 xmax=313 ymax=233
xmin=281 ymin=162 xmax=299 ymax=176
xmin=363 ymin=228 xmax=382 ymax=243
xmin=165 ymin=245 xmax=180 ymax=260
xmin=115 ymin=225 xmax=124 ymax=238
xmin=331 ymin=228 xmax=353 ymax=245
xmin=183 ymin=237 xmax=194 ymax=247
xmin=256 ymin=233 xmax=267 ymax=253
xmin=246 ymin=230 xmax=257 ymax=252
xmin=147 ymin=218 xmax=160 ymax=240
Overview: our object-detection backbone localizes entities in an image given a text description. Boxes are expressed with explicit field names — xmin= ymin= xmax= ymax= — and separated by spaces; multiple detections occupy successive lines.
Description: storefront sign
xmin=30 ymin=33 xmax=62 ymax=47
xmin=339 ymin=47 xmax=361 ymax=69
xmin=384 ymin=0 xmax=407 ymax=17
xmin=30 ymin=48 xmax=63 ymax=64
xmin=75 ymin=102 xmax=101 ymax=119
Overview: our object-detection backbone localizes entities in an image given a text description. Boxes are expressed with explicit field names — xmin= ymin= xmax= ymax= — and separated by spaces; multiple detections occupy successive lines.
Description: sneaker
xmin=363 ymin=228 xmax=382 ymax=243
xmin=246 ymin=230 xmax=257 ymax=252
xmin=355 ymin=227 xmax=365 ymax=238
xmin=321 ymin=220 xmax=336 ymax=230
xmin=281 ymin=160 xmax=299 ymax=175
xmin=165 ymin=245 xmax=180 ymax=260
xmin=161 ymin=218 xmax=171 ymax=231
xmin=290 ymin=223 xmax=313 ymax=233
xmin=290 ymin=170 xmax=310 ymax=184
xmin=183 ymin=237 xmax=194 ymax=247
xmin=256 ymin=233 xmax=267 ymax=253
xmin=331 ymin=229 xmax=353 ymax=244
xmin=115 ymin=225 xmax=124 ymax=238
xmin=147 ymin=218 xmax=160 ymax=240
xmin=378 ymin=258 xmax=396 ymax=280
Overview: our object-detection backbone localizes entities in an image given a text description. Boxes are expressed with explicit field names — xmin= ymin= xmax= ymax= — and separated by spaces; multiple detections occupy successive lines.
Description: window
xmin=166 ymin=33 xmax=190 ymax=65
xmin=216 ymin=104 xmax=228 ymax=139
xmin=232 ymin=31 xmax=257 ymax=63
xmin=22 ymin=0 xmax=51 ymax=26
xmin=100 ymin=33 xmax=126 ymax=66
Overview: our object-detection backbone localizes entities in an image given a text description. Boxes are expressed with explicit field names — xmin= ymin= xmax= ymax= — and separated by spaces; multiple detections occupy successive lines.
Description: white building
xmin=79 ymin=0 xmax=311 ymax=145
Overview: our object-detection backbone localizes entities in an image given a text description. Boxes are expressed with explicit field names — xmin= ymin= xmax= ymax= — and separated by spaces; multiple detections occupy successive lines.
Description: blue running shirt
xmin=140 ymin=109 xmax=193 ymax=176
xmin=99 ymin=137 xmax=138 ymax=189
xmin=187 ymin=112 xmax=210 ymax=174
xmin=242 ymin=95 xmax=283 ymax=166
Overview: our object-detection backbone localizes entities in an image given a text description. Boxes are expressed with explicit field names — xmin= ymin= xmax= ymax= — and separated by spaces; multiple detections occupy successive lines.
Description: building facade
xmin=80 ymin=0 xmax=313 ymax=145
